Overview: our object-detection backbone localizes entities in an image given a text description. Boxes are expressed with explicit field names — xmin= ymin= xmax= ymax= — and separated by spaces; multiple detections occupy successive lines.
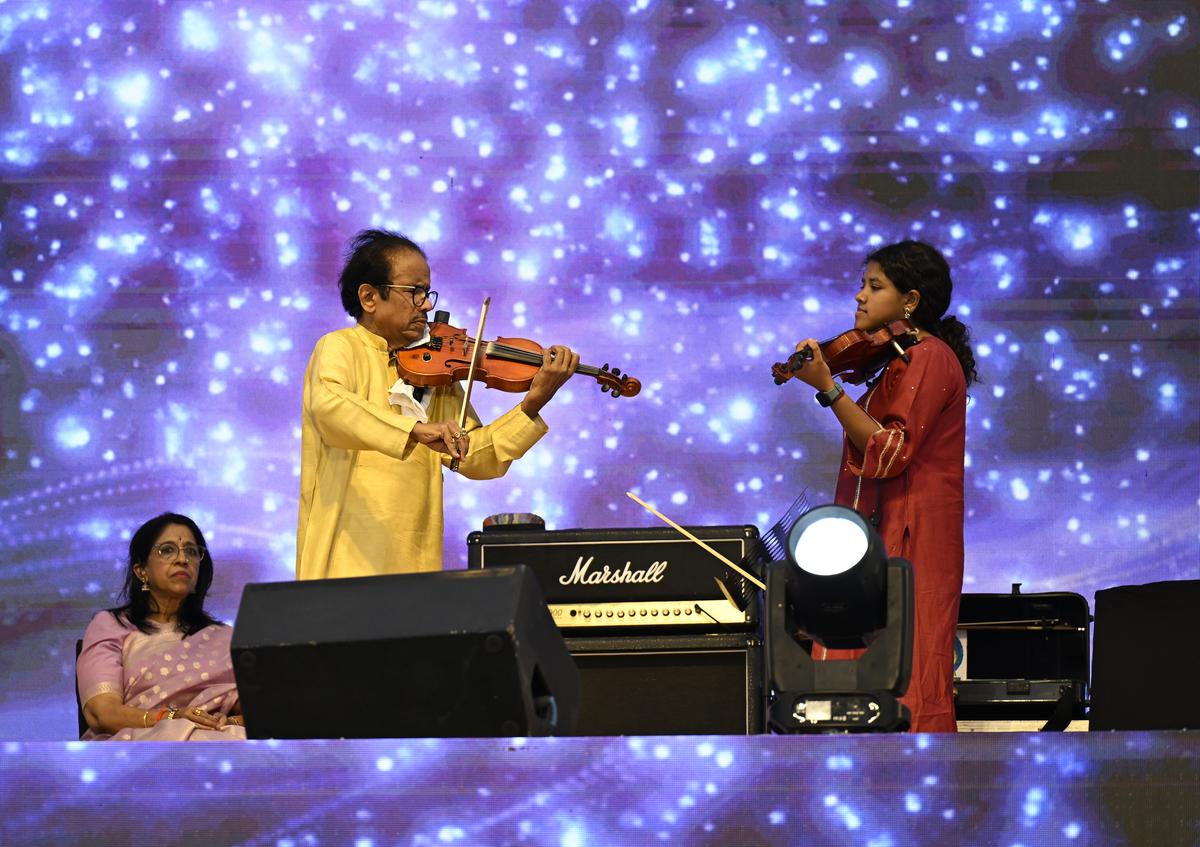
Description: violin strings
xmin=459 ymin=336 xmax=603 ymax=377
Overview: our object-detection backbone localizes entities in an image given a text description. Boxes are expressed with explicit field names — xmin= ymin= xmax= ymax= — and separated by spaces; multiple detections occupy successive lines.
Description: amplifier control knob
xmin=582 ymin=610 xmax=591 ymax=618
xmin=673 ymin=609 xmax=681 ymax=616
xmin=639 ymin=609 xmax=647 ymax=616
xmin=651 ymin=609 xmax=658 ymax=616
xmin=617 ymin=610 xmax=625 ymax=618
xmin=606 ymin=610 xmax=614 ymax=618
xmin=685 ymin=608 xmax=693 ymax=615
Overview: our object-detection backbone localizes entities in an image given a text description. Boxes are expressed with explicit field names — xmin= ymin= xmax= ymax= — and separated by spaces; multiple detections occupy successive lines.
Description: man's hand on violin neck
xmin=412 ymin=421 xmax=469 ymax=459
xmin=521 ymin=344 xmax=579 ymax=419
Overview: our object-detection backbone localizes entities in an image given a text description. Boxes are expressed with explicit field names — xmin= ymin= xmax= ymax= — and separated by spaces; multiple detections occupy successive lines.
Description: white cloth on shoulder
xmin=387 ymin=331 xmax=435 ymax=422
xmin=387 ymin=378 xmax=433 ymax=422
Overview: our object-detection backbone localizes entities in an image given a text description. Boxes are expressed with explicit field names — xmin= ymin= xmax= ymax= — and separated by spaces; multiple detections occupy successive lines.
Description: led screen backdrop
xmin=0 ymin=1 xmax=1197 ymax=739
xmin=3 ymin=734 xmax=1198 ymax=845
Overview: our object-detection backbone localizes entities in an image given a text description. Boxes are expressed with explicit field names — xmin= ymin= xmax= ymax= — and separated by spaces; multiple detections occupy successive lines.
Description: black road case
xmin=954 ymin=588 xmax=1090 ymax=727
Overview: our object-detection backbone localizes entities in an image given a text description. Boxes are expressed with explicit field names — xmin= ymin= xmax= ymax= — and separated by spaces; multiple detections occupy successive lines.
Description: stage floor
xmin=3 ymin=732 xmax=1197 ymax=845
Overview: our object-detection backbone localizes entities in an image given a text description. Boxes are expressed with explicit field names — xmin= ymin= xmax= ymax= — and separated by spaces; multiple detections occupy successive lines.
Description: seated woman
xmin=77 ymin=512 xmax=246 ymax=740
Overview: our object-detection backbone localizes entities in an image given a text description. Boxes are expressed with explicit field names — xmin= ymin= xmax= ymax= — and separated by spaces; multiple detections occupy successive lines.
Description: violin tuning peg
xmin=602 ymin=363 xmax=610 ymax=371
xmin=612 ymin=367 xmax=621 ymax=377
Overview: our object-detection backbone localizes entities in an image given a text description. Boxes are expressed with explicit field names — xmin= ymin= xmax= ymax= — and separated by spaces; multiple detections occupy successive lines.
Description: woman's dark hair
xmin=109 ymin=512 xmax=222 ymax=635
xmin=866 ymin=240 xmax=979 ymax=386
xmin=337 ymin=228 xmax=427 ymax=318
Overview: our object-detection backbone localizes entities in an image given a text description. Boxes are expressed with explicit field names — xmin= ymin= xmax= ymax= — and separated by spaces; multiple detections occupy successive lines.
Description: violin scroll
xmin=771 ymin=346 xmax=814 ymax=385
xmin=595 ymin=363 xmax=641 ymax=398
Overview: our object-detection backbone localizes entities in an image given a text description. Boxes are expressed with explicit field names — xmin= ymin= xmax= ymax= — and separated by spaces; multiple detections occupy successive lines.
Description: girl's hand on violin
xmin=522 ymin=345 xmax=579 ymax=418
xmin=412 ymin=421 xmax=470 ymax=459
xmin=792 ymin=338 xmax=835 ymax=391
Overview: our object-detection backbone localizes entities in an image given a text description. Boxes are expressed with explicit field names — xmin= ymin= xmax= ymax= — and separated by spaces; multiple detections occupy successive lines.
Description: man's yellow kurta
xmin=296 ymin=324 xmax=548 ymax=579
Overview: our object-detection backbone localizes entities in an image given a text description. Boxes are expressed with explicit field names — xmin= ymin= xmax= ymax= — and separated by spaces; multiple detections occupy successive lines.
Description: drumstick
xmin=625 ymin=491 xmax=766 ymax=591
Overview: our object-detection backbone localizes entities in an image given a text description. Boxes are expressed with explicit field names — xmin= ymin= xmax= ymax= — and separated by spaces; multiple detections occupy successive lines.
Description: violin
xmin=771 ymin=319 xmax=920 ymax=386
xmin=393 ymin=321 xmax=641 ymax=398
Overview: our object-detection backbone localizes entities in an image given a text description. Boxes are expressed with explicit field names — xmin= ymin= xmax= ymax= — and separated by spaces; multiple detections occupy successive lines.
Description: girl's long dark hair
xmin=866 ymin=240 xmax=979 ymax=386
xmin=108 ymin=512 xmax=222 ymax=635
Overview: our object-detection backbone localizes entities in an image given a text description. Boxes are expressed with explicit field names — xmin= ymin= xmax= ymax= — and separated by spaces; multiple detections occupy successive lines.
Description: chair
xmin=74 ymin=639 xmax=88 ymax=738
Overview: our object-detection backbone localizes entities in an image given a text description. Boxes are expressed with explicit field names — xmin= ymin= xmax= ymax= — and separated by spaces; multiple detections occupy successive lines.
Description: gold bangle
xmin=142 ymin=710 xmax=149 ymax=728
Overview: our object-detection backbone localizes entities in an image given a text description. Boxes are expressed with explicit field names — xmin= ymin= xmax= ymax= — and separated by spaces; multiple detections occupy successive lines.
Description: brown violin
xmin=393 ymin=321 xmax=641 ymax=398
xmin=771 ymin=319 xmax=920 ymax=386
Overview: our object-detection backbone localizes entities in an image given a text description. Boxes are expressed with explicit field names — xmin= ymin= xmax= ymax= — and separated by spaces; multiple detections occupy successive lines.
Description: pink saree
xmin=77 ymin=611 xmax=246 ymax=741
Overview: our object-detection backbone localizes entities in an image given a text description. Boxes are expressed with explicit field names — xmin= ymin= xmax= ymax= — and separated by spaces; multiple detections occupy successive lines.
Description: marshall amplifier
xmin=467 ymin=525 xmax=763 ymax=631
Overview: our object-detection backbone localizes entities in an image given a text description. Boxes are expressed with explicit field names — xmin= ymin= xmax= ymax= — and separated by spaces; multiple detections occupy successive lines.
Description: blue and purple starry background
xmin=0 ymin=0 xmax=1197 ymax=742
xmin=2 ymin=733 xmax=1197 ymax=844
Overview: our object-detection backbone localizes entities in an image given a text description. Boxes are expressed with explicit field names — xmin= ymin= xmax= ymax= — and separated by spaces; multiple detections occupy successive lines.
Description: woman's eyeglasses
xmin=381 ymin=285 xmax=438 ymax=309
xmin=152 ymin=543 xmax=206 ymax=562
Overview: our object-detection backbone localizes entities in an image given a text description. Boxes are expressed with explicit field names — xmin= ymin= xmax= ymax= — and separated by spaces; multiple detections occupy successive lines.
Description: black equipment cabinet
xmin=954 ymin=589 xmax=1090 ymax=723
xmin=1090 ymin=579 xmax=1200 ymax=730
xmin=564 ymin=632 xmax=764 ymax=736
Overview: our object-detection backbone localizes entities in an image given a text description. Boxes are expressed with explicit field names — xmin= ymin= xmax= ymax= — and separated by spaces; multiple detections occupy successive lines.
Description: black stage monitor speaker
xmin=231 ymin=566 xmax=580 ymax=739
xmin=1090 ymin=579 xmax=1200 ymax=731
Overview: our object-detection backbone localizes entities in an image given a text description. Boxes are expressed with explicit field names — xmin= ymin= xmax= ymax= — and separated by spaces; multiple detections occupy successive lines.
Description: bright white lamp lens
xmin=792 ymin=516 xmax=868 ymax=576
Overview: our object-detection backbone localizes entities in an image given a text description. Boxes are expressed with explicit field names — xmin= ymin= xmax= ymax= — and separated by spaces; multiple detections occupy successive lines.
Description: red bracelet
xmin=155 ymin=708 xmax=168 ymax=724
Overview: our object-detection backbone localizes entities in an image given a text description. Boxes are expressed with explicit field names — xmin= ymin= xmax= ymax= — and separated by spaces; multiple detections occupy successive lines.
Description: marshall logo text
xmin=558 ymin=556 xmax=668 ymax=586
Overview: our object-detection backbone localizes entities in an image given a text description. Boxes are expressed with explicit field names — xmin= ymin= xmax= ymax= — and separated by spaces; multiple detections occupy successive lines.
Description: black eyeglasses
xmin=151 ymin=542 xmax=206 ymax=562
xmin=382 ymin=285 xmax=438 ymax=309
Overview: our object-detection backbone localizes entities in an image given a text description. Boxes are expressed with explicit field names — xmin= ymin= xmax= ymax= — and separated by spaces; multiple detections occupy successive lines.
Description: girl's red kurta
xmin=824 ymin=336 xmax=967 ymax=733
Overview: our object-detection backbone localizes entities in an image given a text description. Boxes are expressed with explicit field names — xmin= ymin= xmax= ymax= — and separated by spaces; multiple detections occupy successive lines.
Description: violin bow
xmin=626 ymin=491 xmax=766 ymax=591
xmin=449 ymin=296 xmax=491 ymax=473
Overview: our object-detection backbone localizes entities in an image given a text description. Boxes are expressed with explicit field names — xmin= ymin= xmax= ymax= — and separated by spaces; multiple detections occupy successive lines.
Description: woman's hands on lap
xmin=180 ymin=706 xmax=230 ymax=729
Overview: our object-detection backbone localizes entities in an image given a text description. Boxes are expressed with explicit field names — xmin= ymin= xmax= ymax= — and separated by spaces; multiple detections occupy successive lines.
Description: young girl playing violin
xmin=789 ymin=240 xmax=978 ymax=733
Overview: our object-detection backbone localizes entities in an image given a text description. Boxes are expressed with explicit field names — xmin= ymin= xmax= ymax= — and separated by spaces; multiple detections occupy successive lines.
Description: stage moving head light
xmin=786 ymin=505 xmax=889 ymax=649
xmin=765 ymin=504 xmax=914 ymax=733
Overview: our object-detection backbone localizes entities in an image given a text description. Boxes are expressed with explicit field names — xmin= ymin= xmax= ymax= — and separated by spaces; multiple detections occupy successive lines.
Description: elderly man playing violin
xmin=296 ymin=228 xmax=578 ymax=580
